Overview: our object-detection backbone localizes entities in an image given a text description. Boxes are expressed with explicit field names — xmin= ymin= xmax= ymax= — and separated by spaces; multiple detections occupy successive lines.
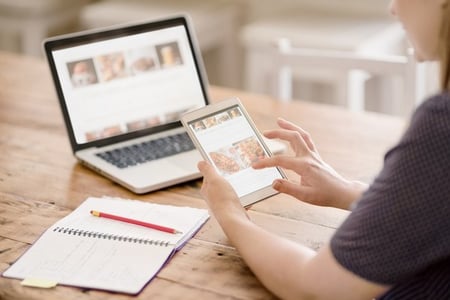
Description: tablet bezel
xmin=181 ymin=97 xmax=287 ymax=207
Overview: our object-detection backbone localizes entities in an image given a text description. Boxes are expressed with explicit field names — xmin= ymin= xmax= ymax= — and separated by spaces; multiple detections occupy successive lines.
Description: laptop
xmin=43 ymin=15 xmax=210 ymax=194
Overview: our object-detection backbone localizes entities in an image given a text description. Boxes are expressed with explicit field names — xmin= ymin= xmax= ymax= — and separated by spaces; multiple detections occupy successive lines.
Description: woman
xmin=197 ymin=0 xmax=450 ymax=299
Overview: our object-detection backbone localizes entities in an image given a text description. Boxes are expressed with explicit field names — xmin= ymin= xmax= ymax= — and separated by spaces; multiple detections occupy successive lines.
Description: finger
xmin=262 ymin=129 xmax=310 ymax=156
xmin=272 ymin=178 xmax=314 ymax=203
xmin=277 ymin=118 xmax=308 ymax=135
xmin=197 ymin=161 xmax=218 ymax=178
xmin=198 ymin=161 xmax=232 ymax=193
xmin=253 ymin=155 xmax=309 ymax=172
xmin=277 ymin=118 xmax=317 ymax=152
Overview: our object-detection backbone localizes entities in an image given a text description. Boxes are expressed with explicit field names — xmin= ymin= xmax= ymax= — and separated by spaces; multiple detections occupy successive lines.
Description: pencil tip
xmin=90 ymin=210 xmax=100 ymax=217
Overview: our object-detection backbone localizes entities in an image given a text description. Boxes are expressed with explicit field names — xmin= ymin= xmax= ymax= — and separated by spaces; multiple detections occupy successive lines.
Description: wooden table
xmin=0 ymin=51 xmax=406 ymax=299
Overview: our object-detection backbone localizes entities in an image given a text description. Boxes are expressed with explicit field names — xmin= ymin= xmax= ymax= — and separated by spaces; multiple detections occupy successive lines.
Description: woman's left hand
xmin=197 ymin=161 xmax=249 ymax=225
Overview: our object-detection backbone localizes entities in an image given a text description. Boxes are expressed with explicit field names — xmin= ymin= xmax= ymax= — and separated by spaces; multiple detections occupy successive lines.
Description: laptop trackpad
xmin=168 ymin=151 xmax=201 ymax=171
xmin=124 ymin=151 xmax=200 ymax=184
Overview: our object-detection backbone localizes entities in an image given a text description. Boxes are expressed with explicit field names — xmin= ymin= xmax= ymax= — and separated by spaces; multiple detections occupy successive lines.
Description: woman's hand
xmin=253 ymin=118 xmax=367 ymax=210
xmin=197 ymin=161 xmax=250 ymax=225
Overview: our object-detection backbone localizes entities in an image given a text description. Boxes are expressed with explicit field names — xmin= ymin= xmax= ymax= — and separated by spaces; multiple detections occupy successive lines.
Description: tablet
xmin=181 ymin=97 xmax=287 ymax=207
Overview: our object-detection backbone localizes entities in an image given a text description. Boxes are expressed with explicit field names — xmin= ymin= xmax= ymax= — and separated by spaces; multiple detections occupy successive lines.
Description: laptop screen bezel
xmin=43 ymin=15 xmax=210 ymax=153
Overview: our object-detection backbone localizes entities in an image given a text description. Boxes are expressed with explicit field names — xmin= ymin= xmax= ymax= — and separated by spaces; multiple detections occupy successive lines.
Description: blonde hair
xmin=440 ymin=2 xmax=450 ymax=90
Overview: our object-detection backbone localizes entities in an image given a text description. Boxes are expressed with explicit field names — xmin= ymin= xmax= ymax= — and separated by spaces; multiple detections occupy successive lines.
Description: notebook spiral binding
xmin=53 ymin=226 xmax=171 ymax=247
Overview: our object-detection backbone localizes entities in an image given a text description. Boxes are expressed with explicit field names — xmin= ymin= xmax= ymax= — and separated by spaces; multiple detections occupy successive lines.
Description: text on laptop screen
xmin=52 ymin=25 xmax=205 ymax=144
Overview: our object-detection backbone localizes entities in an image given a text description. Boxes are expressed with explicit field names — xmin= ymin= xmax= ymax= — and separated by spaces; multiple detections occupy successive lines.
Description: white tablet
xmin=181 ymin=97 xmax=287 ymax=207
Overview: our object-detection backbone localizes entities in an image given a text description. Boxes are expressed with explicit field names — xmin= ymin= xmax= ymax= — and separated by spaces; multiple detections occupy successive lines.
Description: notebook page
xmin=3 ymin=228 xmax=173 ymax=294
xmin=53 ymin=196 xmax=209 ymax=246
xmin=3 ymin=196 xmax=209 ymax=294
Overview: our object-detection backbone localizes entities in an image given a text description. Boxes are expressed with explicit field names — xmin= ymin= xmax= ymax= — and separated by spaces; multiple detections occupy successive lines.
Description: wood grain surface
xmin=0 ymin=51 xmax=406 ymax=299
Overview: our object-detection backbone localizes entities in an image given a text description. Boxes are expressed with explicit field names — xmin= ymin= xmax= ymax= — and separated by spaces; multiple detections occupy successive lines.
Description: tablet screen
xmin=183 ymin=100 xmax=285 ymax=202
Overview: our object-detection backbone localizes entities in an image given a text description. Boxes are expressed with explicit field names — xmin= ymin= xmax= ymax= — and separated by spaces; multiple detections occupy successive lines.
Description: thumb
xmin=272 ymin=179 xmax=311 ymax=201
xmin=197 ymin=161 xmax=218 ymax=178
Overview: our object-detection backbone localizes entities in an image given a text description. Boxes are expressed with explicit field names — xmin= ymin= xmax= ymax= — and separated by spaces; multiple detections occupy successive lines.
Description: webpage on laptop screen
xmin=52 ymin=26 xmax=205 ymax=144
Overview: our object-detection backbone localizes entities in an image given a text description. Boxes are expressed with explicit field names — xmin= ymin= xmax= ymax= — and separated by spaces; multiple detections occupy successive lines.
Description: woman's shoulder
xmin=408 ymin=91 xmax=450 ymax=136
xmin=415 ymin=91 xmax=450 ymax=114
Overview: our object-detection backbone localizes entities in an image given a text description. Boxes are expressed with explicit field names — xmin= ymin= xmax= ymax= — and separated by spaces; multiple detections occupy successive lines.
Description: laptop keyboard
xmin=96 ymin=132 xmax=195 ymax=169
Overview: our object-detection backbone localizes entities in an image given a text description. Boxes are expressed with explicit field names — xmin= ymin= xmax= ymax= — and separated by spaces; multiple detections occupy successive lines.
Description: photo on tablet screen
xmin=182 ymin=98 xmax=286 ymax=205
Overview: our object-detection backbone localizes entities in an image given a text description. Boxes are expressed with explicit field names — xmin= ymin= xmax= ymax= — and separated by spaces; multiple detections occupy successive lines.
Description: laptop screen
xmin=45 ymin=16 xmax=208 ymax=150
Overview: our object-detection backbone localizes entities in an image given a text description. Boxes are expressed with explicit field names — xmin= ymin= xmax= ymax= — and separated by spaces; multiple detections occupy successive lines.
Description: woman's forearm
xmin=216 ymin=211 xmax=386 ymax=300
xmin=340 ymin=180 xmax=368 ymax=210
xmin=217 ymin=214 xmax=316 ymax=300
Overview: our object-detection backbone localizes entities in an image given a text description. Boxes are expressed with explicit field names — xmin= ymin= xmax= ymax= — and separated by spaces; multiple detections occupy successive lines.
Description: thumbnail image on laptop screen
xmin=50 ymin=23 xmax=206 ymax=145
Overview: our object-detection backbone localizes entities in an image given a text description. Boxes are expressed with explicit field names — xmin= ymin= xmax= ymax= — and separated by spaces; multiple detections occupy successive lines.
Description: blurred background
xmin=0 ymin=0 xmax=440 ymax=116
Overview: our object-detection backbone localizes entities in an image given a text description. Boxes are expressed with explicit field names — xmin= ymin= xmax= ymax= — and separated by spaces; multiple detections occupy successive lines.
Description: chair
xmin=272 ymin=38 xmax=427 ymax=116
xmin=239 ymin=9 xmax=426 ymax=115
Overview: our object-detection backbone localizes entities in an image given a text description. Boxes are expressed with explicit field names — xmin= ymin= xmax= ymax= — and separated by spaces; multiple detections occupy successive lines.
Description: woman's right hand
xmin=253 ymin=118 xmax=367 ymax=210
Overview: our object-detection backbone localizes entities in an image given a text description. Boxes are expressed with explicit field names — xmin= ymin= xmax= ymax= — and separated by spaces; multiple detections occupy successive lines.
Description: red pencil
xmin=90 ymin=210 xmax=182 ymax=234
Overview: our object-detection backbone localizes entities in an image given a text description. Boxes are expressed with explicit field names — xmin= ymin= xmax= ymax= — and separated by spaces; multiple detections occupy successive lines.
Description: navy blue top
xmin=330 ymin=93 xmax=450 ymax=299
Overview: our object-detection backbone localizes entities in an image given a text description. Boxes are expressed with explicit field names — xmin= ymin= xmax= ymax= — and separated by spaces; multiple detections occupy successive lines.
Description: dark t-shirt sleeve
xmin=330 ymin=94 xmax=450 ymax=285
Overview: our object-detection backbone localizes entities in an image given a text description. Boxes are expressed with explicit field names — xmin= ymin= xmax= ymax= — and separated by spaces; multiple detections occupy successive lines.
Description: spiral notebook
xmin=2 ymin=196 xmax=209 ymax=294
